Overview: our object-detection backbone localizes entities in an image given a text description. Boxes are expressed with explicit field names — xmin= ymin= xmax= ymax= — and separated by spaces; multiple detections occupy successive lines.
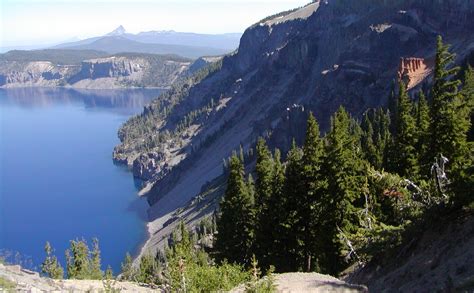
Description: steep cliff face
xmin=0 ymin=53 xmax=194 ymax=89
xmin=115 ymin=0 xmax=474 ymax=258
xmin=0 ymin=61 xmax=78 ymax=87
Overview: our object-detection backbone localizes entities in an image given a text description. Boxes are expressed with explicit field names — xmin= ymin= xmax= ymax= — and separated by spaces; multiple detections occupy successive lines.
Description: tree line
xmin=40 ymin=221 xmax=275 ymax=292
xmin=214 ymin=36 xmax=473 ymax=275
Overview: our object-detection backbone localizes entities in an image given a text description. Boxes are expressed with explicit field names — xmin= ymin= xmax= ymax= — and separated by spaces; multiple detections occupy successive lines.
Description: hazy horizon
xmin=1 ymin=0 xmax=309 ymax=48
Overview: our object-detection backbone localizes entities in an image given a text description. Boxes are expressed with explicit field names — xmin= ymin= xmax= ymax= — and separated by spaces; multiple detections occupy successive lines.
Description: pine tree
xmin=90 ymin=238 xmax=103 ymax=280
xmin=215 ymin=154 xmax=255 ymax=265
xmin=451 ymin=65 xmax=474 ymax=204
xmin=166 ymin=221 xmax=193 ymax=291
xmin=320 ymin=107 xmax=365 ymax=275
xmin=361 ymin=109 xmax=391 ymax=169
xmin=255 ymin=138 xmax=274 ymax=209
xmin=464 ymin=65 xmax=474 ymax=142
xmin=361 ymin=111 xmax=379 ymax=168
xmin=392 ymin=81 xmax=419 ymax=178
xmin=416 ymin=91 xmax=431 ymax=177
xmin=254 ymin=138 xmax=275 ymax=269
xmin=282 ymin=141 xmax=305 ymax=271
xmin=66 ymin=239 xmax=91 ymax=279
xmin=137 ymin=253 xmax=160 ymax=284
xmin=41 ymin=241 xmax=64 ymax=279
xmin=263 ymin=148 xmax=287 ymax=271
xmin=430 ymin=36 xmax=470 ymax=200
xmin=300 ymin=112 xmax=326 ymax=272
xmin=120 ymin=252 xmax=135 ymax=281
xmin=430 ymin=36 xmax=462 ymax=163
xmin=388 ymin=81 xmax=398 ymax=135
xmin=105 ymin=265 xmax=114 ymax=279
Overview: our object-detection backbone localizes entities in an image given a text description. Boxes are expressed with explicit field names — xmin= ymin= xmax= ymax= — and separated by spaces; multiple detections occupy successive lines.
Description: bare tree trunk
xmin=306 ymin=254 xmax=311 ymax=272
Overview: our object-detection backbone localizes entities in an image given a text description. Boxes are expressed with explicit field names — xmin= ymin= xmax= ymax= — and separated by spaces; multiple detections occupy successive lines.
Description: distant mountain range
xmin=52 ymin=26 xmax=242 ymax=59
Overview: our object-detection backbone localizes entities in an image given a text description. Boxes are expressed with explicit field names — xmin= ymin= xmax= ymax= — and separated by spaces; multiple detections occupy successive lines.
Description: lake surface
xmin=0 ymin=87 xmax=163 ymax=272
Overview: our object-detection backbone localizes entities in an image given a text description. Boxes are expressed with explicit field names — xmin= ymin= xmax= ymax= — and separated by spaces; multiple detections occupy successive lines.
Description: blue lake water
xmin=0 ymin=87 xmax=162 ymax=273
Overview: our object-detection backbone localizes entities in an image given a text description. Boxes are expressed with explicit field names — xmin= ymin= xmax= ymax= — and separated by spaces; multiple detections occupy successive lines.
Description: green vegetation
xmin=215 ymin=155 xmax=255 ymax=266
xmin=117 ymin=221 xmax=252 ymax=291
xmin=0 ymin=276 xmax=16 ymax=291
xmin=38 ymin=237 xmax=104 ymax=280
xmin=41 ymin=242 xmax=64 ymax=279
xmin=245 ymin=255 xmax=276 ymax=293
xmin=117 ymin=59 xmax=223 ymax=153
xmin=215 ymin=36 xmax=473 ymax=275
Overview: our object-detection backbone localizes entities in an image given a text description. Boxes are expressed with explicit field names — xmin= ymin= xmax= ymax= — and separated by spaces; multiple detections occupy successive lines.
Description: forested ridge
xmin=215 ymin=36 xmax=473 ymax=276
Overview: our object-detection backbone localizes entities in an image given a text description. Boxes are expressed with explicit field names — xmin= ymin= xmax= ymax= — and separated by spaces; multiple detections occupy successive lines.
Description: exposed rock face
xmin=132 ymin=152 xmax=165 ymax=180
xmin=398 ymin=57 xmax=433 ymax=89
xmin=0 ymin=61 xmax=76 ymax=87
xmin=74 ymin=57 xmax=143 ymax=80
xmin=0 ymin=54 xmax=194 ymax=89
xmin=115 ymin=0 xmax=474 ymax=261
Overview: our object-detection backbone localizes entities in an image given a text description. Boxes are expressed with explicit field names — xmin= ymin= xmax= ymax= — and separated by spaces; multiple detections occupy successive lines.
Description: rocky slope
xmin=344 ymin=210 xmax=474 ymax=292
xmin=231 ymin=273 xmax=367 ymax=293
xmin=114 ymin=0 xmax=474 ymax=263
xmin=0 ymin=51 xmax=206 ymax=89
xmin=0 ymin=263 xmax=367 ymax=293
xmin=0 ymin=263 xmax=157 ymax=292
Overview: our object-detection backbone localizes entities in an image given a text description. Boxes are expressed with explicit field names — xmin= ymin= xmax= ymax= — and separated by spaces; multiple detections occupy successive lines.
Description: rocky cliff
xmin=114 ymin=0 xmax=474 ymax=264
xmin=0 ymin=52 xmax=199 ymax=89
xmin=0 ymin=60 xmax=78 ymax=87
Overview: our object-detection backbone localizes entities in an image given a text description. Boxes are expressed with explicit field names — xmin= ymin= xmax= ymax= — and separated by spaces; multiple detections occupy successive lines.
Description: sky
xmin=1 ymin=0 xmax=309 ymax=47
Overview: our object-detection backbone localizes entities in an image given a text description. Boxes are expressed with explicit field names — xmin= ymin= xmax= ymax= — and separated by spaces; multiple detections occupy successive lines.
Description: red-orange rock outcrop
xmin=398 ymin=57 xmax=432 ymax=89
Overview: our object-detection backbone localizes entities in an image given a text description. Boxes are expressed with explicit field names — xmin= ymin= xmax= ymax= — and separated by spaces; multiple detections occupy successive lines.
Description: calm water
xmin=0 ymin=87 xmax=163 ymax=272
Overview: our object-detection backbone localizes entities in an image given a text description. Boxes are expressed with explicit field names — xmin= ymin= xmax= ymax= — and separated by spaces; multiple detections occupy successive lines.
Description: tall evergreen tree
xmin=361 ymin=108 xmax=391 ymax=170
xmin=430 ymin=36 xmax=471 ymax=201
xmin=464 ymin=65 xmax=474 ymax=142
xmin=430 ymin=36 xmax=462 ymax=163
xmin=300 ymin=112 xmax=326 ymax=272
xmin=451 ymin=65 xmax=474 ymax=203
xmin=216 ymin=154 xmax=255 ymax=265
xmin=254 ymin=138 xmax=275 ymax=269
xmin=320 ymin=107 xmax=365 ymax=275
xmin=392 ymin=81 xmax=419 ymax=178
xmin=282 ymin=141 xmax=305 ymax=271
xmin=263 ymin=149 xmax=287 ymax=271
xmin=254 ymin=138 xmax=274 ymax=209
xmin=416 ymin=91 xmax=431 ymax=176
xmin=388 ymin=81 xmax=398 ymax=135
xmin=361 ymin=111 xmax=379 ymax=168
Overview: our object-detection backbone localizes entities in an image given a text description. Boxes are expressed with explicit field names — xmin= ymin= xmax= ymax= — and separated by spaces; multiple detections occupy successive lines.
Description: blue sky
xmin=1 ymin=0 xmax=309 ymax=46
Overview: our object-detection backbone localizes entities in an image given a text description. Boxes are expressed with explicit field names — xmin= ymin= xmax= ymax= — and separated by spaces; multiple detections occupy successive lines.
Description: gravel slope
xmin=231 ymin=273 xmax=367 ymax=293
